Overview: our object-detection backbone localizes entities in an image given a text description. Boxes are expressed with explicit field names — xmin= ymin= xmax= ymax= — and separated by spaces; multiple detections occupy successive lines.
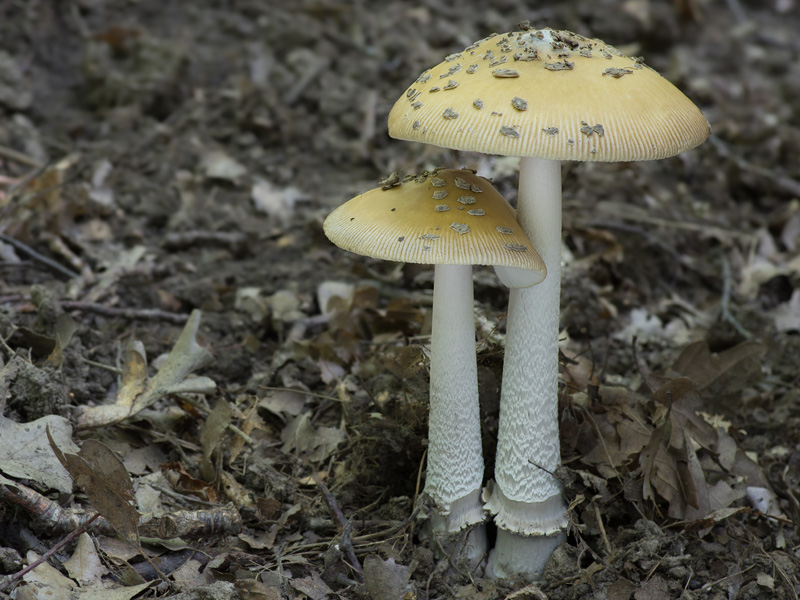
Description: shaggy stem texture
xmin=425 ymin=264 xmax=486 ymax=557
xmin=487 ymin=157 xmax=567 ymax=577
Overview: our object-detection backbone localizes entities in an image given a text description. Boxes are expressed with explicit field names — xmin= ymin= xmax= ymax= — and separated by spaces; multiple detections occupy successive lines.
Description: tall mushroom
xmin=323 ymin=168 xmax=545 ymax=562
xmin=388 ymin=27 xmax=710 ymax=577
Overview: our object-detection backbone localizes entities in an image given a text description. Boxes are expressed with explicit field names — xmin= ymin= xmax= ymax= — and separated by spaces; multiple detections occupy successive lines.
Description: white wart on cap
xmin=388 ymin=28 xmax=710 ymax=162
xmin=323 ymin=168 xmax=545 ymax=285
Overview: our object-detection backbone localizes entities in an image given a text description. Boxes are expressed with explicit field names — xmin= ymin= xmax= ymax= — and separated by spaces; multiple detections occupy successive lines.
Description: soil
xmin=1 ymin=1 xmax=800 ymax=599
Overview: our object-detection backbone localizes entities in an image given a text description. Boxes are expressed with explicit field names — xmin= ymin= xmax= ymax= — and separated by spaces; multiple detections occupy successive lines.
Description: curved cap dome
xmin=388 ymin=28 xmax=710 ymax=162
xmin=324 ymin=168 xmax=545 ymax=280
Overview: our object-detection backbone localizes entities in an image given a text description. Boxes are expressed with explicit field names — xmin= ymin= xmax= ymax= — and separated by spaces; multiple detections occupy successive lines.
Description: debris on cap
xmin=323 ymin=168 xmax=546 ymax=275
xmin=389 ymin=28 xmax=710 ymax=162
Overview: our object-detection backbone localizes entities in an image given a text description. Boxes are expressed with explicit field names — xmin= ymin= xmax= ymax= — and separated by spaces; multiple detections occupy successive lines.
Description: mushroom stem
xmin=426 ymin=263 xmax=487 ymax=560
xmin=486 ymin=157 xmax=567 ymax=577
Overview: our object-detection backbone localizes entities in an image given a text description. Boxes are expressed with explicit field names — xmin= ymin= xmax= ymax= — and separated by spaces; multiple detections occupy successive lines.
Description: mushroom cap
xmin=323 ymin=168 xmax=545 ymax=279
xmin=388 ymin=28 xmax=710 ymax=162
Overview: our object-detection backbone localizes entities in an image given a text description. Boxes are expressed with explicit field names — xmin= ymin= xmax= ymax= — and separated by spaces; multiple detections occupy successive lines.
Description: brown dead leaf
xmin=76 ymin=310 xmax=216 ymax=428
xmin=161 ymin=462 xmax=217 ymax=503
xmin=280 ymin=412 xmax=344 ymax=462
xmin=257 ymin=497 xmax=282 ymax=521
xmin=682 ymin=506 xmax=750 ymax=532
xmin=45 ymin=313 xmax=78 ymax=368
xmin=669 ymin=340 xmax=765 ymax=396
xmin=201 ymin=399 xmax=233 ymax=461
xmin=258 ymin=389 xmax=307 ymax=420
xmin=46 ymin=426 xmax=140 ymax=545
xmin=289 ymin=571 xmax=334 ymax=600
xmin=580 ymin=386 xmax=651 ymax=476
xmin=373 ymin=296 xmax=424 ymax=338
xmin=63 ymin=532 xmax=107 ymax=586
xmin=653 ymin=378 xmax=718 ymax=452
xmin=236 ymin=578 xmax=282 ymax=600
xmin=21 ymin=550 xmax=75 ymax=597
xmin=377 ymin=345 xmax=426 ymax=380
xmin=363 ymin=555 xmax=411 ymax=600
xmin=0 ymin=411 xmax=78 ymax=493
xmin=640 ymin=379 xmax=712 ymax=519
xmin=633 ymin=575 xmax=670 ymax=600
xmin=229 ymin=399 xmax=265 ymax=464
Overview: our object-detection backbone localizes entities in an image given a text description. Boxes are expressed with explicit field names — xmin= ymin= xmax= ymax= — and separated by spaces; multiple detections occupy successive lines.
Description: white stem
xmin=426 ymin=264 xmax=486 ymax=547
xmin=487 ymin=157 xmax=567 ymax=577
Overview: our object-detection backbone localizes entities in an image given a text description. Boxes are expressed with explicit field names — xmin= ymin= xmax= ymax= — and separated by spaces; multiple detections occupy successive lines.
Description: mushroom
xmin=388 ymin=28 xmax=710 ymax=577
xmin=323 ymin=168 xmax=545 ymax=563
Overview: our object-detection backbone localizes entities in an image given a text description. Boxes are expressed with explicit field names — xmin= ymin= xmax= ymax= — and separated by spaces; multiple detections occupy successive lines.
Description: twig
xmin=316 ymin=479 xmax=364 ymax=581
xmin=0 ymin=144 xmax=42 ymax=168
xmin=720 ymin=254 xmax=751 ymax=339
xmin=709 ymin=134 xmax=800 ymax=198
xmin=60 ymin=301 xmax=189 ymax=324
xmin=0 ymin=512 xmax=100 ymax=592
xmin=0 ymin=233 xmax=80 ymax=279
xmin=698 ymin=564 xmax=756 ymax=591
xmin=79 ymin=357 xmax=122 ymax=374
xmin=351 ymin=505 xmax=421 ymax=543
xmin=594 ymin=503 xmax=612 ymax=557
xmin=0 ymin=331 xmax=17 ymax=358
xmin=590 ymin=203 xmax=753 ymax=241
xmin=0 ymin=479 xmax=241 ymax=538
xmin=175 ymin=394 xmax=254 ymax=445
xmin=283 ymin=55 xmax=330 ymax=104
xmin=258 ymin=386 xmax=339 ymax=403
xmin=162 ymin=230 xmax=248 ymax=253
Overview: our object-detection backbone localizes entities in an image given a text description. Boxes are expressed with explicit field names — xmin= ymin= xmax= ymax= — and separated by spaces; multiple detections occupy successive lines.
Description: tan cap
xmin=388 ymin=28 xmax=710 ymax=162
xmin=324 ymin=168 xmax=545 ymax=277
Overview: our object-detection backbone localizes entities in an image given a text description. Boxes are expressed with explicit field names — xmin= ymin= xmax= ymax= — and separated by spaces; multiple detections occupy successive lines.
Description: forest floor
xmin=1 ymin=1 xmax=800 ymax=599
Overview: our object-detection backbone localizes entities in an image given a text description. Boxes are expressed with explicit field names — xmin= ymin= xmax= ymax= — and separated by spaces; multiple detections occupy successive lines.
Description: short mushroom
xmin=323 ymin=168 xmax=545 ymax=562
xmin=388 ymin=27 xmax=710 ymax=577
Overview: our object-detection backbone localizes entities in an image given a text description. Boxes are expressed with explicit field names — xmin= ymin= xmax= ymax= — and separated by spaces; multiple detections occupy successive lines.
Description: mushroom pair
xmin=324 ymin=168 xmax=545 ymax=561
xmin=385 ymin=26 xmax=709 ymax=577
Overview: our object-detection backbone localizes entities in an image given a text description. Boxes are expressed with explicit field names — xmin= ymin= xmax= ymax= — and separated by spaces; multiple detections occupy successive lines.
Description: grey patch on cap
xmin=504 ymin=243 xmax=528 ymax=252
xmin=544 ymin=60 xmax=574 ymax=71
xmin=603 ymin=67 xmax=634 ymax=78
xmin=511 ymin=97 xmax=528 ymax=111
xmin=499 ymin=125 xmax=520 ymax=138
xmin=580 ymin=122 xmax=605 ymax=136
xmin=492 ymin=68 xmax=520 ymax=78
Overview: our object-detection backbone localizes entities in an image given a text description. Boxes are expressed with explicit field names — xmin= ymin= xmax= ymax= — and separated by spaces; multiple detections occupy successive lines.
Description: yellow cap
xmin=324 ymin=168 xmax=545 ymax=279
xmin=388 ymin=28 xmax=710 ymax=162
